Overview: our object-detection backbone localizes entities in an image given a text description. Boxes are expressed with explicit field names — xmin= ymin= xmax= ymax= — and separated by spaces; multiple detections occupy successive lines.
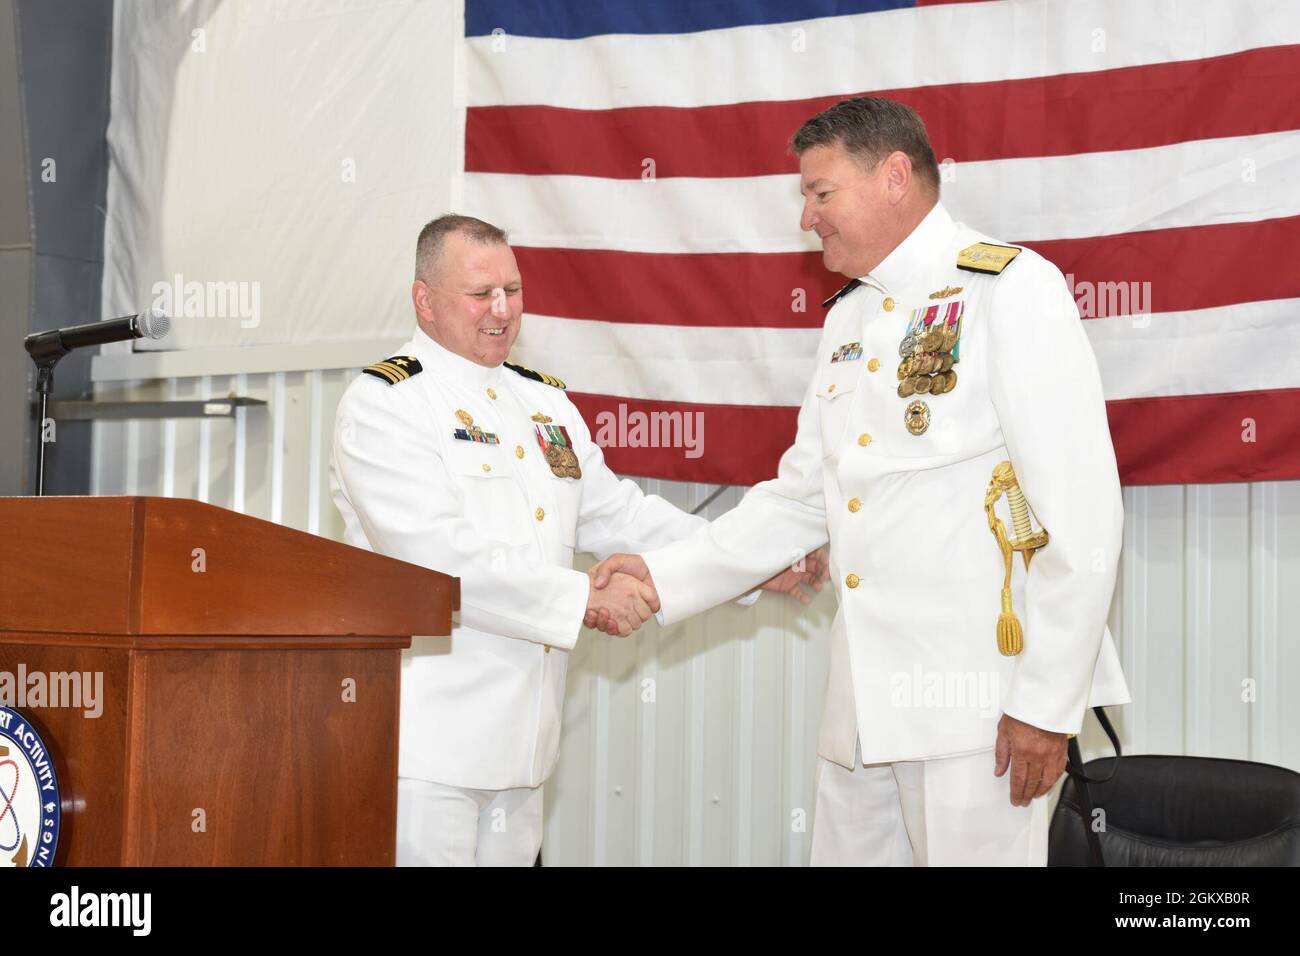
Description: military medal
xmin=904 ymin=400 xmax=931 ymax=436
xmin=535 ymin=423 xmax=582 ymax=478
xmin=831 ymin=341 xmax=864 ymax=364
xmin=895 ymin=298 xmax=966 ymax=434
xmin=452 ymin=409 xmax=500 ymax=445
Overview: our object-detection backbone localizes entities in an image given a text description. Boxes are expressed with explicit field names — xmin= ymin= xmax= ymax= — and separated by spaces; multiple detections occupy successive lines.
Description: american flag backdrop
xmin=461 ymin=0 xmax=1300 ymax=486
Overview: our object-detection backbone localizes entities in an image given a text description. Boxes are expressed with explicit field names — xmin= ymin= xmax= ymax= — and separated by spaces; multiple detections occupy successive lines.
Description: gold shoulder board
xmin=362 ymin=355 xmax=423 ymax=385
xmin=504 ymin=362 xmax=566 ymax=389
xmin=956 ymin=242 xmax=1022 ymax=275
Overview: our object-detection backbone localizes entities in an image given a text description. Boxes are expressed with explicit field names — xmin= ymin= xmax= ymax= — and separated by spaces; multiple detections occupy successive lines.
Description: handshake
xmin=582 ymin=548 xmax=831 ymax=637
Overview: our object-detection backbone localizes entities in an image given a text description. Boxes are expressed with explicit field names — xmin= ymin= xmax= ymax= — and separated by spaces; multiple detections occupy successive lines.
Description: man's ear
xmin=412 ymin=279 xmax=433 ymax=320
xmin=885 ymin=150 xmax=913 ymax=204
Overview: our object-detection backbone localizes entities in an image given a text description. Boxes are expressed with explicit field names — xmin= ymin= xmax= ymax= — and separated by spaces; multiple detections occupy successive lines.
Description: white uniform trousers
xmin=396 ymin=777 xmax=544 ymax=867
xmin=810 ymin=741 xmax=1050 ymax=866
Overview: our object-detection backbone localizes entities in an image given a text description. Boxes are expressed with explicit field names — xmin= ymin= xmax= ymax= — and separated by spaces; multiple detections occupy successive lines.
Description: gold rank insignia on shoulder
xmin=928 ymin=285 xmax=963 ymax=300
xmin=504 ymin=362 xmax=566 ymax=389
xmin=362 ymin=355 xmax=422 ymax=385
xmin=821 ymin=278 xmax=862 ymax=309
xmin=956 ymin=242 xmax=1021 ymax=275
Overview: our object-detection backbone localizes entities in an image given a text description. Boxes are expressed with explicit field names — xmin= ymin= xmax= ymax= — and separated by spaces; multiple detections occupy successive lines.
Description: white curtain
xmin=102 ymin=0 xmax=462 ymax=351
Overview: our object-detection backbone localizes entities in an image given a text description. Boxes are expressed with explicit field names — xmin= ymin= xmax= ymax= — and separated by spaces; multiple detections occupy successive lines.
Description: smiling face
xmin=798 ymin=141 xmax=917 ymax=279
xmin=412 ymin=231 xmax=523 ymax=367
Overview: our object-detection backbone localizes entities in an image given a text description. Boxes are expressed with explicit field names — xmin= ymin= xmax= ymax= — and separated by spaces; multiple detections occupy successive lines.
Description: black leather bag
xmin=1052 ymin=706 xmax=1122 ymax=866
xmin=1051 ymin=711 xmax=1300 ymax=866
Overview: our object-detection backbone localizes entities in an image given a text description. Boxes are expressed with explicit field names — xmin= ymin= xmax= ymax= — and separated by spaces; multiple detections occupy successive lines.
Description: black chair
xmin=1051 ymin=753 xmax=1300 ymax=866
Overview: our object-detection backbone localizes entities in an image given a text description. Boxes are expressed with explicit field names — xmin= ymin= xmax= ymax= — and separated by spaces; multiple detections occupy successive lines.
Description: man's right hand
xmin=584 ymin=565 xmax=659 ymax=637
xmin=590 ymin=553 xmax=652 ymax=590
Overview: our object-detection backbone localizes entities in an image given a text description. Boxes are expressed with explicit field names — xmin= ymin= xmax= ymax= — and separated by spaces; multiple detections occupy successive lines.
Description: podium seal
xmin=0 ymin=707 xmax=61 ymax=867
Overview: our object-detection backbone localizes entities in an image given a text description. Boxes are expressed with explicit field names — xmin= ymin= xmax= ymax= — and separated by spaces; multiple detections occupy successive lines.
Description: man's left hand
xmin=993 ymin=713 xmax=1069 ymax=807
xmin=758 ymin=546 xmax=830 ymax=605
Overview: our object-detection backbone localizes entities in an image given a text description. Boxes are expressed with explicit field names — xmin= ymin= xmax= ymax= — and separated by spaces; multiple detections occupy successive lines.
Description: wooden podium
xmin=0 ymin=496 xmax=458 ymax=866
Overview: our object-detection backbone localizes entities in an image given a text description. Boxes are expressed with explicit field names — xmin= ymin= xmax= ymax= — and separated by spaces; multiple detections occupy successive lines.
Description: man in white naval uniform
xmin=591 ymin=97 xmax=1131 ymax=866
xmin=331 ymin=216 xmax=816 ymax=866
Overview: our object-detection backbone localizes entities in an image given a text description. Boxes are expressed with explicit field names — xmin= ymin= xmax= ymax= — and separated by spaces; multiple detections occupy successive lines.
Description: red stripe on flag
xmin=568 ymin=392 xmax=798 ymax=486
xmin=1036 ymin=215 xmax=1300 ymax=319
xmin=1108 ymin=388 xmax=1300 ymax=485
xmin=567 ymin=389 xmax=1300 ymax=486
xmin=517 ymin=216 xmax=1300 ymax=328
xmin=466 ymin=45 xmax=1300 ymax=178
xmin=516 ymin=246 xmax=840 ymax=328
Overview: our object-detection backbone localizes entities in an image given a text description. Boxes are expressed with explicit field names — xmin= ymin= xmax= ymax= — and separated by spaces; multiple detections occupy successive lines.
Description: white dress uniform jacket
xmin=331 ymin=328 xmax=706 ymax=791
xmin=644 ymin=202 xmax=1131 ymax=770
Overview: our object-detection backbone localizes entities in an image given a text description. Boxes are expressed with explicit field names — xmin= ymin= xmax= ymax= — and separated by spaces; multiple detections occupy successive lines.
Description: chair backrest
xmin=1050 ymin=754 xmax=1300 ymax=866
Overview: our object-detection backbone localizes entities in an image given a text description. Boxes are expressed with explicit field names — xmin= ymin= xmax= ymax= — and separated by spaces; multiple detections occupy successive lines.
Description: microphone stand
xmin=24 ymin=310 xmax=170 ymax=496
xmin=26 ymin=336 xmax=69 ymax=498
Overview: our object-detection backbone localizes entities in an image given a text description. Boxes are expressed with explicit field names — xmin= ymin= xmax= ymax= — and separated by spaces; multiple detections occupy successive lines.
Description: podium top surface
xmin=0 ymin=496 xmax=458 ymax=639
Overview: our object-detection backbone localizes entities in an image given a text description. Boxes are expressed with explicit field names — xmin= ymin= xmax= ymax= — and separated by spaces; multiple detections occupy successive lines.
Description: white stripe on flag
xmin=1085 ymin=296 xmax=1300 ymax=401
xmin=465 ymin=129 xmax=1300 ymax=253
xmin=514 ymin=298 xmax=1300 ymax=406
xmin=512 ymin=313 xmax=821 ymax=405
xmin=466 ymin=0 xmax=1300 ymax=109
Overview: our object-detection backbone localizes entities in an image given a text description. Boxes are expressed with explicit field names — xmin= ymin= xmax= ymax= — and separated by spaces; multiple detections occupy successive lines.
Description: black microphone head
xmin=138 ymin=307 xmax=171 ymax=340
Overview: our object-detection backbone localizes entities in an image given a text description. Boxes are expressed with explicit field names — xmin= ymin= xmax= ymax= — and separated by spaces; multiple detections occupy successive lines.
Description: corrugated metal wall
xmin=90 ymin=356 xmax=1300 ymax=865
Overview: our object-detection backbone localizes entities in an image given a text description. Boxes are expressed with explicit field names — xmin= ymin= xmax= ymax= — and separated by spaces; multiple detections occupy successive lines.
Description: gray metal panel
xmin=15 ymin=0 xmax=114 ymax=494
xmin=0 ymin=0 xmax=32 ymax=494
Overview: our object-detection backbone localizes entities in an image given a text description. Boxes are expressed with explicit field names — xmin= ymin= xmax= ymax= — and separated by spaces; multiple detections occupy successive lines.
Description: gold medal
xmin=545 ymin=443 xmax=582 ymax=479
xmin=559 ymin=445 xmax=582 ymax=478
xmin=897 ymin=379 xmax=915 ymax=398
xmin=905 ymin=400 xmax=931 ymax=436
xmin=914 ymin=374 xmax=932 ymax=394
xmin=939 ymin=353 xmax=955 ymax=373
xmin=544 ymin=443 xmax=567 ymax=476
xmin=921 ymin=329 xmax=944 ymax=351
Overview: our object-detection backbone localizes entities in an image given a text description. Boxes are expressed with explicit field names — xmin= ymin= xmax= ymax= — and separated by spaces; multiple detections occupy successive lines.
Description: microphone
xmin=24 ymin=308 xmax=171 ymax=363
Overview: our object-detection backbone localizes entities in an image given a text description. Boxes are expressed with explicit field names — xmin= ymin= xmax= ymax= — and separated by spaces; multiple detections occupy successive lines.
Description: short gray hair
xmin=415 ymin=214 xmax=509 ymax=281
xmin=790 ymin=96 xmax=940 ymax=193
